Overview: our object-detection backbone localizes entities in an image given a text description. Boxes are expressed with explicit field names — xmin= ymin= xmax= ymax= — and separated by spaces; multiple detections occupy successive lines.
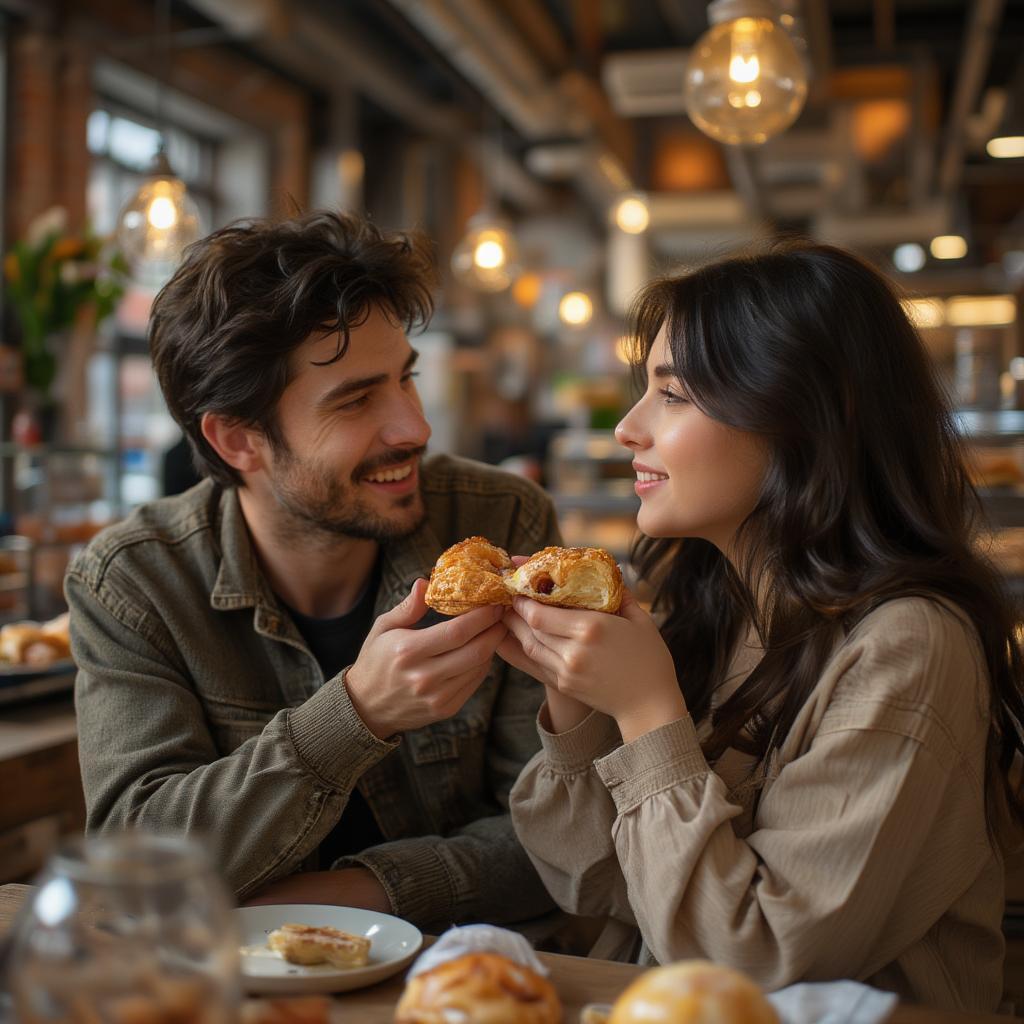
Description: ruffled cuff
xmin=595 ymin=714 xmax=709 ymax=814
xmin=536 ymin=703 xmax=621 ymax=774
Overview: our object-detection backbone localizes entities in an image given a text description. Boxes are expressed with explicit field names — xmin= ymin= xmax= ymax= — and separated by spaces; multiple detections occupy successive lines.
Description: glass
xmin=6 ymin=832 xmax=240 ymax=1023
xmin=684 ymin=4 xmax=808 ymax=146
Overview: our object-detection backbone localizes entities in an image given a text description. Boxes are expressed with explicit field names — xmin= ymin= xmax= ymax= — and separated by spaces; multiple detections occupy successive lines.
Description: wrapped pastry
xmin=395 ymin=951 xmax=562 ymax=1024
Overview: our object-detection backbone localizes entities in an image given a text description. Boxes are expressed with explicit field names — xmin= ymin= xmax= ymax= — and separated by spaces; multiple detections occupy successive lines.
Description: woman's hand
xmin=496 ymin=586 xmax=688 ymax=742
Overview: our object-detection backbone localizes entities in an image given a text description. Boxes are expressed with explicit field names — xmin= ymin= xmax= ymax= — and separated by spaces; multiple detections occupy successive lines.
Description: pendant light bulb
xmin=117 ymin=148 xmax=201 ymax=271
xmin=684 ymin=0 xmax=808 ymax=146
xmin=451 ymin=212 xmax=520 ymax=293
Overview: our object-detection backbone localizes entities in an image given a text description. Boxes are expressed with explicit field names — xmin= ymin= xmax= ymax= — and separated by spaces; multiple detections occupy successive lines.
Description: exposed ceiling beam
xmin=937 ymin=0 xmax=1005 ymax=199
xmin=873 ymin=0 xmax=895 ymax=51
xmin=801 ymin=0 xmax=833 ymax=104
xmin=655 ymin=0 xmax=708 ymax=42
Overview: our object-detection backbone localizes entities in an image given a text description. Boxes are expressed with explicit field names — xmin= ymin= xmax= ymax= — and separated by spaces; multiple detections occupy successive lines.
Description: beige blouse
xmin=509 ymin=597 xmax=1008 ymax=1012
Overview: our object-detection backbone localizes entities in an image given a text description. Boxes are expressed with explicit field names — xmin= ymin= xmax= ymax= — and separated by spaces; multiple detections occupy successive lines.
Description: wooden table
xmin=0 ymin=884 xmax=1007 ymax=1023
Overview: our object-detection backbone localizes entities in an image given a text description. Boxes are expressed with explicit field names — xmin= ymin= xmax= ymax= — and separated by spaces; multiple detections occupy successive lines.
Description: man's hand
xmin=346 ymin=578 xmax=508 ymax=739
xmin=242 ymin=868 xmax=392 ymax=913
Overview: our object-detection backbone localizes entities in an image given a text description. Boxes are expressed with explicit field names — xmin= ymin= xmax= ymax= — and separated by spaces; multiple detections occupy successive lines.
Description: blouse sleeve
xmin=513 ymin=599 xmax=992 ymax=990
xmin=594 ymin=601 xmax=991 ymax=990
xmin=509 ymin=706 xmax=637 ymax=923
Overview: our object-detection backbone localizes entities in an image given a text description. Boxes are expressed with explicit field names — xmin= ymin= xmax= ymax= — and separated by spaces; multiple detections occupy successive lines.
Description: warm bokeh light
xmin=930 ymin=234 xmax=967 ymax=260
xmin=986 ymin=136 xmax=1024 ymax=159
xmin=902 ymin=298 xmax=945 ymax=329
xmin=946 ymin=295 xmax=1016 ymax=326
xmin=473 ymin=238 xmax=506 ymax=270
xmin=558 ymin=291 xmax=593 ymax=327
xmin=511 ymin=272 xmax=542 ymax=309
xmin=613 ymin=196 xmax=650 ymax=234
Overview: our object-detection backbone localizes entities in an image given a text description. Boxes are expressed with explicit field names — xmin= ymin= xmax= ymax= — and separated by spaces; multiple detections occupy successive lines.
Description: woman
xmin=501 ymin=241 xmax=1024 ymax=1012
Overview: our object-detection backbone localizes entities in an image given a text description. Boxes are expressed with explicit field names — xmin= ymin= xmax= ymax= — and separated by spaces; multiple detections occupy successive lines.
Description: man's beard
xmin=267 ymin=444 xmax=427 ymax=545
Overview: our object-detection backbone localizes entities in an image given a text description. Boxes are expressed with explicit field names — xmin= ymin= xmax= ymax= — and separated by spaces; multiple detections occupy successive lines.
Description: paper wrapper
xmin=406 ymin=924 xmax=549 ymax=979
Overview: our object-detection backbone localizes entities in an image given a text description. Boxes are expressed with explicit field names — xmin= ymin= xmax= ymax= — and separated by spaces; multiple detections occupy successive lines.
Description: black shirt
xmin=282 ymin=563 xmax=386 ymax=869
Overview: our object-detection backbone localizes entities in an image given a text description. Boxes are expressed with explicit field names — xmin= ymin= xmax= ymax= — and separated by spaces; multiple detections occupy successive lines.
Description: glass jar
xmin=7 ymin=831 xmax=240 ymax=1023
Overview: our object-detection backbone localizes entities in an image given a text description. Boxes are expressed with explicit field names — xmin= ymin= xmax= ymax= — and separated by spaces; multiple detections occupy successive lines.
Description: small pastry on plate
xmin=267 ymin=923 xmax=371 ymax=969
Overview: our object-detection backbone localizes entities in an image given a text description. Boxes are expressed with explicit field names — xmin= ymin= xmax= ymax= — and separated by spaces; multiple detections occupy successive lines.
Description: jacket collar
xmin=209 ymin=485 xmax=444 ymax=618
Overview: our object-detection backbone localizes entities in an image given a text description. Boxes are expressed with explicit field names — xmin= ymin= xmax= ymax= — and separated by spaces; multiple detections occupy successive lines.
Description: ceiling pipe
xmin=386 ymin=0 xmax=566 ymax=139
xmin=182 ymin=0 xmax=552 ymax=210
xmin=385 ymin=0 xmax=636 ymax=212
xmin=937 ymin=0 xmax=1005 ymax=199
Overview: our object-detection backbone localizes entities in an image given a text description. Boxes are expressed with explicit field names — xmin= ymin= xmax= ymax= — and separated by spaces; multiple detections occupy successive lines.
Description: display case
xmin=956 ymin=410 xmax=1024 ymax=603
xmin=0 ymin=443 xmax=120 ymax=624
xmin=546 ymin=428 xmax=639 ymax=563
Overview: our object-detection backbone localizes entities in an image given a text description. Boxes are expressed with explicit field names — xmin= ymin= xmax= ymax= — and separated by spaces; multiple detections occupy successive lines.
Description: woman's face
xmin=614 ymin=325 xmax=769 ymax=555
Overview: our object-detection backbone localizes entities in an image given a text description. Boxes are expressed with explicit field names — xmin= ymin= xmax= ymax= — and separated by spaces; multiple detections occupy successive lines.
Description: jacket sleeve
xmin=517 ymin=603 xmax=994 ymax=990
xmin=336 ymin=487 xmax=565 ymax=930
xmin=67 ymin=562 xmax=397 ymax=900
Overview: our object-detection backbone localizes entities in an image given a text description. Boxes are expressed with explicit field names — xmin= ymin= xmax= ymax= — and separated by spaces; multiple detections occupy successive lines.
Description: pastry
xmin=424 ymin=537 xmax=515 ymax=616
xmin=394 ymin=951 xmax=562 ymax=1024
xmin=0 ymin=611 xmax=72 ymax=666
xmin=424 ymin=539 xmax=623 ymax=616
xmin=607 ymin=960 xmax=778 ymax=1024
xmin=267 ymin=923 xmax=371 ymax=969
xmin=507 ymin=546 xmax=622 ymax=614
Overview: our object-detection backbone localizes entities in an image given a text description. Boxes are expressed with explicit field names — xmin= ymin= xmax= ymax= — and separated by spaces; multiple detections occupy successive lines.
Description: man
xmin=67 ymin=210 xmax=561 ymax=931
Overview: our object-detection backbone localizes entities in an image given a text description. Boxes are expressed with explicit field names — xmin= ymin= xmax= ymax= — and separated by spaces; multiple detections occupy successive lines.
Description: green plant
xmin=4 ymin=206 xmax=128 ymax=399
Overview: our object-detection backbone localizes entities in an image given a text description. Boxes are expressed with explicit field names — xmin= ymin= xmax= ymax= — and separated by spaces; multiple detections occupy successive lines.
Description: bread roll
xmin=608 ymin=961 xmax=777 ymax=1024
xmin=395 ymin=952 xmax=562 ymax=1024
xmin=424 ymin=539 xmax=623 ymax=616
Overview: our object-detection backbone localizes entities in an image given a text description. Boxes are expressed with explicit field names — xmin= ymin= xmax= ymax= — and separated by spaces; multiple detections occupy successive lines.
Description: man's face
xmin=259 ymin=306 xmax=432 ymax=544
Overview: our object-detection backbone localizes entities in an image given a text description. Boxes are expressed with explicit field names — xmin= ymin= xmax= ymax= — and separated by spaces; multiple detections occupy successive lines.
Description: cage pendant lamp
xmin=116 ymin=0 xmax=201 ymax=273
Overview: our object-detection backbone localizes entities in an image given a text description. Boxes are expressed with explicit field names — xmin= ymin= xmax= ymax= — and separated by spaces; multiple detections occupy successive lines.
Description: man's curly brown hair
xmin=149 ymin=210 xmax=436 ymax=487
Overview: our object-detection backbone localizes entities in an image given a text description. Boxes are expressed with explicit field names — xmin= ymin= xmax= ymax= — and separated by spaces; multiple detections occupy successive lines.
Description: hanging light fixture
xmin=451 ymin=116 xmax=521 ymax=293
xmin=117 ymin=0 xmax=201 ymax=274
xmin=684 ymin=0 xmax=808 ymax=146
xmin=451 ymin=211 xmax=520 ymax=293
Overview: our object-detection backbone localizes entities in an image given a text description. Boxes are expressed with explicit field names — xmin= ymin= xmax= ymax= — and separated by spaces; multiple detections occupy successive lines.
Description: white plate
xmin=236 ymin=904 xmax=423 ymax=995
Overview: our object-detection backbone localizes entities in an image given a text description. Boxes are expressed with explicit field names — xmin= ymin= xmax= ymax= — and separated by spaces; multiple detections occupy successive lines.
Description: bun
xmin=0 ymin=611 xmax=71 ymax=666
xmin=424 ymin=539 xmax=623 ymax=616
xmin=395 ymin=952 xmax=562 ymax=1024
xmin=608 ymin=961 xmax=778 ymax=1024
xmin=507 ymin=546 xmax=622 ymax=614
xmin=424 ymin=537 xmax=515 ymax=616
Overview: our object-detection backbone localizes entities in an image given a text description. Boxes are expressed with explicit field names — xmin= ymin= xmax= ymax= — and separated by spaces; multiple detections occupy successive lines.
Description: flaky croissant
xmin=424 ymin=538 xmax=623 ymax=616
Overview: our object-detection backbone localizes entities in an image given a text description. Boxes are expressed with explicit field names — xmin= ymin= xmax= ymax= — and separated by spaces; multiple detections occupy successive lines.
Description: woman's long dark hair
xmin=629 ymin=240 xmax=1024 ymax=832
